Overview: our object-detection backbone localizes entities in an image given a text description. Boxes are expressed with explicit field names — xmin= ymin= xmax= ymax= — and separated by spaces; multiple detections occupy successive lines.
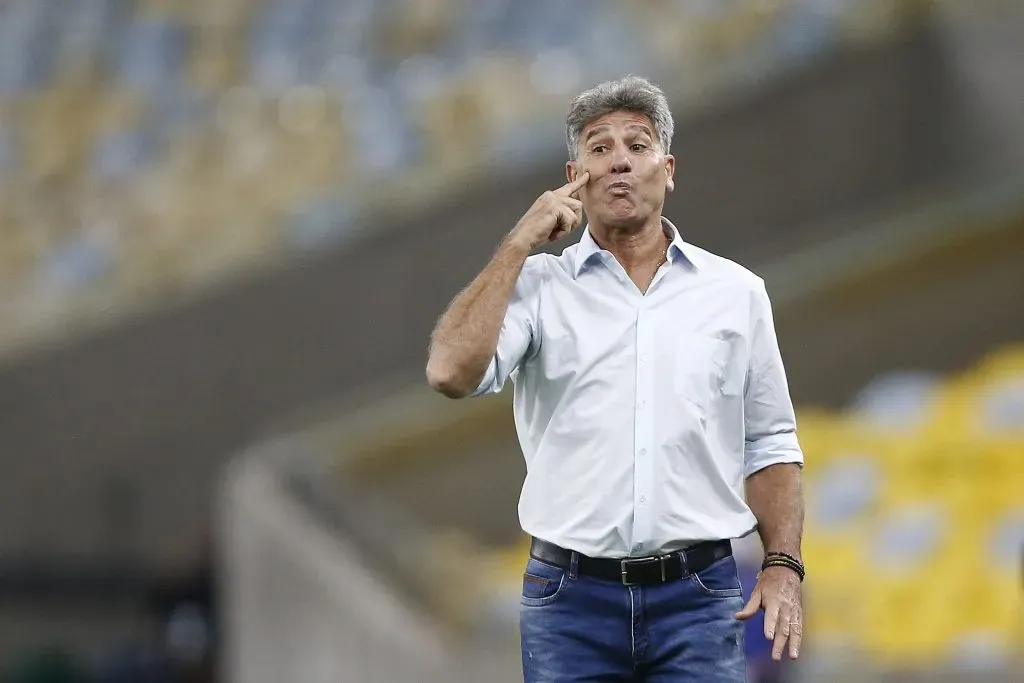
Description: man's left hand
xmin=734 ymin=565 xmax=803 ymax=661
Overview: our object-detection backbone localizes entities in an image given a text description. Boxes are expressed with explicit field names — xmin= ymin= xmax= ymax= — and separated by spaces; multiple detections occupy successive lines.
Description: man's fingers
xmin=763 ymin=600 xmax=780 ymax=640
xmin=549 ymin=206 xmax=577 ymax=241
xmin=734 ymin=588 xmax=761 ymax=621
xmin=771 ymin=606 xmax=791 ymax=662
xmin=788 ymin=614 xmax=803 ymax=660
xmin=571 ymin=205 xmax=584 ymax=228
xmin=559 ymin=196 xmax=583 ymax=212
xmin=556 ymin=171 xmax=590 ymax=196
xmin=561 ymin=206 xmax=578 ymax=230
xmin=541 ymin=193 xmax=581 ymax=213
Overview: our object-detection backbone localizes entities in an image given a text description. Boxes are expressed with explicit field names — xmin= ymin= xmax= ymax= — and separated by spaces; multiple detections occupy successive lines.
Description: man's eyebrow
xmin=583 ymin=126 xmax=610 ymax=143
xmin=583 ymin=124 xmax=654 ymax=144
xmin=626 ymin=124 xmax=654 ymax=139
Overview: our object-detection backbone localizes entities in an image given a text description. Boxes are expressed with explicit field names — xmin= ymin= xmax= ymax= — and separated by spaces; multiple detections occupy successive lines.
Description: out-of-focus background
xmin=0 ymin=0 xmax=1021 ymax=681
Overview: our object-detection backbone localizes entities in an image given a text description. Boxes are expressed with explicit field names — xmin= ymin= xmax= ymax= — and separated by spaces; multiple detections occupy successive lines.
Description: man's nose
xmin=609 ymin=149 xmax=631 ymax=174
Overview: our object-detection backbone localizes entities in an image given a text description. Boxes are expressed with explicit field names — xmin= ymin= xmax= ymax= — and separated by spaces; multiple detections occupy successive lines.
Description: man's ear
xmin=566 ymin=160 xmax=577 ymax=185
xmin=665 ymin=154 xmax=676 ymax=193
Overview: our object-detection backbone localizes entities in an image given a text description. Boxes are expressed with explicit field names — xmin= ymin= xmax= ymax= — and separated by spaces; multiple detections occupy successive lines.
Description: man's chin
xmin=600 ymin=210 xmax=646 ymax=231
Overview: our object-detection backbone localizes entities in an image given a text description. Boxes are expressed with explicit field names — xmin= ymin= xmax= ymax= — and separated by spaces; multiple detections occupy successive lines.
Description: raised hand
xmin=507 ymin=171 xmax=590 ymax=251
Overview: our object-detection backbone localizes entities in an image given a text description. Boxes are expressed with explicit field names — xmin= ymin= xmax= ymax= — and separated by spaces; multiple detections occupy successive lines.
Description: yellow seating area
xmin=0 ymin=0 xmax=932 ymax=357
xmin=481 ymin=342 xmax=1024 ymax=668
xmin=810 ymin=343 xmax=1024 ymax=667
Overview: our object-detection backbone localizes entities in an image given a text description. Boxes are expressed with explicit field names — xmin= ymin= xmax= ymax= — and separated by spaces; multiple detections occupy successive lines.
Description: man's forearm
xmin=746 ymin=463 xmax=804 ymax=560
xmin=426 ymin=237 xmax=531 ymax=398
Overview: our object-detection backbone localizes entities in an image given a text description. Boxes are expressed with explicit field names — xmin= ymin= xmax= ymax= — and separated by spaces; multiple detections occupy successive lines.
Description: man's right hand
xmin=508 ymin=172 xmax=590 ymax=251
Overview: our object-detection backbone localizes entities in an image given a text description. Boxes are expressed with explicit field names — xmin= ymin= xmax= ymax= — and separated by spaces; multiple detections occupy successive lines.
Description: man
xmin=426 ymin=76 xmax=805 ymax=682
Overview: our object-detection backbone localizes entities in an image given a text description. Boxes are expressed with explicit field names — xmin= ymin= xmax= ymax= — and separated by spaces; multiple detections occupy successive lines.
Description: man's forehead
xmin=582 ymin=112 xmax=655 ymax=138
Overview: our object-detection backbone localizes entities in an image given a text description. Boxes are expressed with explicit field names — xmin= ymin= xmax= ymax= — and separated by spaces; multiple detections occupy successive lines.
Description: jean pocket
xmin=521 ymin=558 xmax=568 ymax=607
xmin=688 ymin=555 xmax=743 ymax=598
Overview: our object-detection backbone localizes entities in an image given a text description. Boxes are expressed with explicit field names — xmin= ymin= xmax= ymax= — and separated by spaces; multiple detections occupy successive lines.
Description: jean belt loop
xmin=679 ymin=550 xmax=689 ymax=577
xmin=569 ymin=551 xmax=579 ymax=580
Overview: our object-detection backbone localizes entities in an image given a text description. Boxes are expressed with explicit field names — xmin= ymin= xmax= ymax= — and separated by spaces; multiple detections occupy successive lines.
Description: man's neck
xmin=590 ymin=216 xmax=669 ymax=271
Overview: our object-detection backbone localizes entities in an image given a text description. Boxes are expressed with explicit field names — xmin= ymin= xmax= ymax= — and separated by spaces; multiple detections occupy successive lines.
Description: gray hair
xmin=565 ymin=75 xmax=674 ymax=161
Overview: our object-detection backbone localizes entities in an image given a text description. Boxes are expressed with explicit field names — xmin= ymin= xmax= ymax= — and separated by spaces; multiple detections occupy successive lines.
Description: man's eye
xmin=631 ymin=143 xmax=647 ymax=152
xmin=592 ymin=145 xmax=607 ymax=153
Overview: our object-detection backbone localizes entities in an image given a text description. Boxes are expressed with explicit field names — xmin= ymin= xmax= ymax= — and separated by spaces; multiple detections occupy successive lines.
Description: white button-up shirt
xmin=473 ymin=217 xmax=803 ymax=558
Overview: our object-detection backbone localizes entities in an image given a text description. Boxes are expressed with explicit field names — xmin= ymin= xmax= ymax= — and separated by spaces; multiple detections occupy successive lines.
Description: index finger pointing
xmin=556 ymin=171 xmax=590 ymax=196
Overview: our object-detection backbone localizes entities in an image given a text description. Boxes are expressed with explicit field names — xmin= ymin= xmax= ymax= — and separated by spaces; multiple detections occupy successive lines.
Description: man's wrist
xmin=761 ymin=552 xmax=805 ymax=582
xmin=501 ymin=231 xmax=536 ymax=257
xmin=765 ymin=549 xmax=802 ymax=564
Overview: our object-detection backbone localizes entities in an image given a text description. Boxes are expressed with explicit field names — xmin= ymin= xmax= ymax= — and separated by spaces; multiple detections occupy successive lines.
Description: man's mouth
xmin=608 ymin=182 xmax=632 ymax=193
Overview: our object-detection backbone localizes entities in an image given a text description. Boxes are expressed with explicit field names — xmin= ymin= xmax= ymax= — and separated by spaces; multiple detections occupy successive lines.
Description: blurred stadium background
xmin=0 ymin=0 xmax=1021 ymax=681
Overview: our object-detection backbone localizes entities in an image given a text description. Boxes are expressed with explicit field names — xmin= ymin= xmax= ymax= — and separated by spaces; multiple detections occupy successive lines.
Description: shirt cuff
xmin=744 ymin=433 xmax=804 ymax=478
xmin=470 ymin=358 xmax=499 ymax=397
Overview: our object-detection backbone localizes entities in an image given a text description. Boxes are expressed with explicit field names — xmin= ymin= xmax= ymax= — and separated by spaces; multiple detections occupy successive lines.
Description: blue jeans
xmin=520 ymin=552 xmax=747 ymax=682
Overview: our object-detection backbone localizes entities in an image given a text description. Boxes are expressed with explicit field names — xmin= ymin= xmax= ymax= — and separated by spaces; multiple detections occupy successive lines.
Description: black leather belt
xmin=529 ymin=537 xmax=732 ymax=586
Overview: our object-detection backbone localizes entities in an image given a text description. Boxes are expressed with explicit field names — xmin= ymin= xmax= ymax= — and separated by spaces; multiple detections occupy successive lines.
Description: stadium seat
xmin=807 ymin=456 xmax=882 ymax=530
xmin=860 ymin=576 xmax=956 ymax=666
xmin=937 ymin=344 xmax=1024 ymax=436
xmin=847 ymin=369 xmax=942 ymax=433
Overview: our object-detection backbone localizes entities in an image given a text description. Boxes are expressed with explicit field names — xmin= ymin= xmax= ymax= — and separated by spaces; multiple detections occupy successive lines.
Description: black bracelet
xmin=761 ymin=553 xmax=806 ymax=582
xmin=762 ymin=556 xmax=803 ymax=572
xmin=762 ymin=558 xmax=805 ymax=581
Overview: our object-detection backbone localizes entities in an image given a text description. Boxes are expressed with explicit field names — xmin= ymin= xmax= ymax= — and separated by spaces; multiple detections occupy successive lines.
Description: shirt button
xmin=638 ymin=448 xmax=647 ymax=456
xmin=639 ymin=354 xmax=648 ymax=363
xmin=639 ymin=496 xmax=647 ymax=504
xmin=638 ymin=401 xmax=647 ymax=410
xmin=633 ymin=543 xmax=642 ymax=552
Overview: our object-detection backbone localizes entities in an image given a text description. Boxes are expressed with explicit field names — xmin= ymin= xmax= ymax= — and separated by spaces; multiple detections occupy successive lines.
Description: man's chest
xmin=532 ymin=276 xmax=751 ymax=399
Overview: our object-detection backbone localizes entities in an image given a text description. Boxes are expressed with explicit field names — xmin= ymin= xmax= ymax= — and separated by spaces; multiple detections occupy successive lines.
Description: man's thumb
xmin=734 ymin=588 xmax=760 ymax=621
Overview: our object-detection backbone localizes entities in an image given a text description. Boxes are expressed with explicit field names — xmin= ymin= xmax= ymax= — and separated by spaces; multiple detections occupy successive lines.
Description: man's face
xmin=567 ymin=110 xmax=675 ymax=231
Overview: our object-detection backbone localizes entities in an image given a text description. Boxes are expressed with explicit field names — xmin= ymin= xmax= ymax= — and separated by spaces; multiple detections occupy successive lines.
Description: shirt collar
xmin=572 ymin=216 xmax=700 ymax=279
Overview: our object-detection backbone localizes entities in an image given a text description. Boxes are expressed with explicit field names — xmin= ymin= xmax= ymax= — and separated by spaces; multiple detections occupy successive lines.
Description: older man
xmin=426 ymin=76 xmax=805 ymax=683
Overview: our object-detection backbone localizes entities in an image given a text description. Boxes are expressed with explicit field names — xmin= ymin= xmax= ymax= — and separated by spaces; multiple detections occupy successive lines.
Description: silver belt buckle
xmin=620 ymin=559 xmax=633 ymax=586
xmin=620 ymin=556 xmax=668 ymax=585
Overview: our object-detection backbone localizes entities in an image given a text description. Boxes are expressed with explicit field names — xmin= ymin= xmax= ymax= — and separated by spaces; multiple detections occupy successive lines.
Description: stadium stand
xmin=0 ymin=0 xmax=933 ymax=359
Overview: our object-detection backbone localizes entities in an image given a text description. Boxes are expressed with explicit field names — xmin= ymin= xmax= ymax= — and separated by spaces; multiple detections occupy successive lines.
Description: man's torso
xmin=511 ymin=224 xmax=763 ymax=557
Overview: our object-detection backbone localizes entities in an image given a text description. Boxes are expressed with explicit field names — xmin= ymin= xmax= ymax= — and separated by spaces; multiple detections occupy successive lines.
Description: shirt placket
xmin=631 ymin=304 xmax=655 ymax=556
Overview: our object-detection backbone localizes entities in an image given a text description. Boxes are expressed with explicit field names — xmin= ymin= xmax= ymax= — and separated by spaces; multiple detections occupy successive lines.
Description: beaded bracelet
xmin=762 ymin=558 xmax=805 ymax=581
xmin=760 ymin=552 xmax=806 ymax=582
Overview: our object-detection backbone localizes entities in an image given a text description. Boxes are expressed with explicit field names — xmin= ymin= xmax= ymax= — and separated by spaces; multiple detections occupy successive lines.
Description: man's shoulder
xmin=521 ymin=247 xmax=575 ymax=280
xmin=686 ymin=243 xmax=765 ymax=291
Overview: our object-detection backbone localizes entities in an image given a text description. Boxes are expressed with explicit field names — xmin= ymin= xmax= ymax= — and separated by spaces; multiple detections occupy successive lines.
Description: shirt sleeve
xmin=471 ymin=260 xmax=540 ymax=397
xmin=743 ymin=279 xmax=804 ymax=477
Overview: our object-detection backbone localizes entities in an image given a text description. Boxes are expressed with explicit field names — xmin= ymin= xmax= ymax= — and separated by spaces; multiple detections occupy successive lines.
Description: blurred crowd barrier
xmin=0 ymin=0 xmax=938 ymax=357
xmin=221 ymin=450 xmax=452 ymax=683
xmin=223 ymin=340 xmax=1024 ymax=683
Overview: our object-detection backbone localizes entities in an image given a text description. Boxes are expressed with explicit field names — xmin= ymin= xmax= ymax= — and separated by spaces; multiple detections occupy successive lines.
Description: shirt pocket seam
xmin=674 ymin=334 xmax=739 ymax=405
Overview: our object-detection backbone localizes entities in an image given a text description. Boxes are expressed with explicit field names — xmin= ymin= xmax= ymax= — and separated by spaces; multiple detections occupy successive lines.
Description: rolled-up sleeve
xmin=471 ymin=259 xmax=540 ymax=397
xmin=743 ymin=279 xmax=803 ymax=476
